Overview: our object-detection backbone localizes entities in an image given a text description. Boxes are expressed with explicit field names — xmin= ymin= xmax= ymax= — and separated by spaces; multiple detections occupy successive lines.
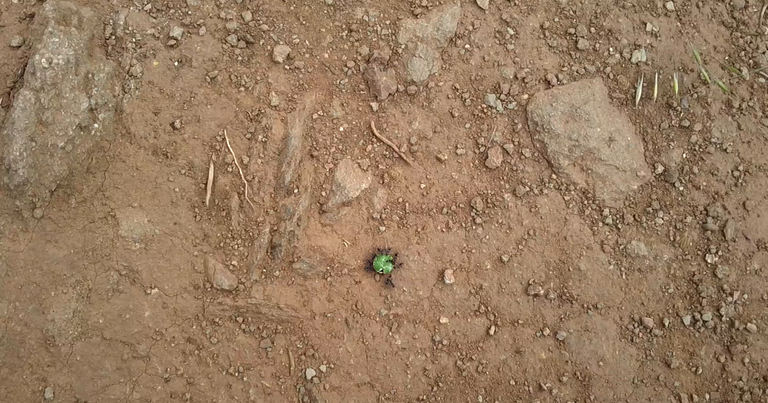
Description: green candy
xmin=372 ymin=253 xmax=394 ymax=275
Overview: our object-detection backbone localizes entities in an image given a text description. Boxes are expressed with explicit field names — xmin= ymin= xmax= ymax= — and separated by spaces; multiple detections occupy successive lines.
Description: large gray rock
xmin=397 ymin=2 xmax=461 ymax=83
xmin=1 ymin=1 xmax=119 ymax=211
xmin=527 ymin=78 xmax=650 ymax=207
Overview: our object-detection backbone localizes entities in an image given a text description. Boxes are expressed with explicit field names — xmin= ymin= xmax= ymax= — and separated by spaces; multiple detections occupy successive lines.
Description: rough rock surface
xmin=205 ymin=255 xmax=238 ymax=291
xmin=1 ymin=1 xmax=118 ymax=211
xmin=363 ymin=66 xmax=397 ymax=101
xmin=248 ymin=226 xmax=271 ymax=281
xmin=270 ymin=190 xmax=311 ymax=262
xmin=325 ymin=159 xmax=372 ymax=211
xmin=397 ymin=2 xmax=461 ymax=83
xmin=277 ymin=94 xmax=316 ymax=194
xmin=527 ymin=78 xmax=650 ymax=207
xmin=272 ymin=44 xmax=291 ymax=63
xmin=485 ymin=145 xmax=503 ymax=169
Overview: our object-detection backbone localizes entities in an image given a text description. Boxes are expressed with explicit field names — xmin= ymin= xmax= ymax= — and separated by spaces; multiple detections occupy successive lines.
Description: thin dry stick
xmin=369 ymin=121 xmax=414 ymax=166
xmin=205 ymin=158 xmax=215 ymax=207
xmin=223 ymin=129 xmax=255 ymax=209
xmin=287 ymin=348 xmax=295 ymax=376
xmin=760 ymin=2 xmax=768 ymax=30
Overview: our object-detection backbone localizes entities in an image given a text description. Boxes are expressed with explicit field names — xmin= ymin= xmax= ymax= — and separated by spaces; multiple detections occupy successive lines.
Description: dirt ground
xmin=2 ymin=0 xmax=768 ymax=402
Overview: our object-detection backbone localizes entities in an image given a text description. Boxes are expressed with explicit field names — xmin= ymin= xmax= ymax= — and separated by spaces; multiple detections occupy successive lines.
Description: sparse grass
xmin=689 ymin=44 xmax=733 ymax=93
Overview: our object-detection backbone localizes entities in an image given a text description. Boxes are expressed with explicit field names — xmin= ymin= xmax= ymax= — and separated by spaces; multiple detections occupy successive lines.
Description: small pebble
xmin=476 ymin=0 xmax=489 ymax=10
xmin=443 ymin=269 xmax=455 ymax=285
xmin=714 ymin=265 xmax=730 ymax=279
xmin=319 ymin=364 xmax=328 ymax=373
xmin=10 ymin=35 xmax=24 ymax=48
xmin=665 ymin=1 xmax=675 ymax=11
xmin=44 ymin=387 xmax=54 ymax=401
xmin=526 ymin=283 xmax=544 ymax=296
xmin=33 ymin=208 xmax=44 ymax=219
xmin=723 ymin=218 xmax=736 ymax=241
xmin=746 ymin=323 xmax=757 ymax=333
xmin=470 ymin=197 xmax=484 ymax=212
xmin=305 ymin=368 xmax=316 ymax=380
xmin=682 ymin=315 xmax=692 ymax=326
xmin=169 ymin=26 xmax=184 ymax=40
xmin=269 ymin=91 xmax=280 ymax=107
xmin=439 ymin=316 xmax=450 ymax=324
xmin=702 ymin=312 xmax=713 ymax=322
xmin=488 ymin=325 xmax=497 ymax=336
xmin=272 ymin=44 xmax=292 ymax=64
xmin=485 ymin=146 xmax=503 ymax=169
xmin=556 ymin=331 xmax=567 ymax=341
xmin=641 ymin=317 xmax=654 ymax=329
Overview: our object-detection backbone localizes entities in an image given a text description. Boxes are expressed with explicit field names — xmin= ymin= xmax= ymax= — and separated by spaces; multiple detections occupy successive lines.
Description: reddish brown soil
xmin=1 ymin=0 xmax=767 ymax=402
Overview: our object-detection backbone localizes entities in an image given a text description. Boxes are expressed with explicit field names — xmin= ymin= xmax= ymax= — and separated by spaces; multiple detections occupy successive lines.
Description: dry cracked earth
xmin=1 ymin=0 xmax=768 ymax=402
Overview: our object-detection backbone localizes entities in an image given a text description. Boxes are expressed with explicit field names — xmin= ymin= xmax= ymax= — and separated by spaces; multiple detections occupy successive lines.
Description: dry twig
xmin=205 ymin=158 xmax=214 ymax=207
xmin=369 ymin=121 xmax=414 ymax=166
xmin=223 ymin=129 xmax=255 ymax=209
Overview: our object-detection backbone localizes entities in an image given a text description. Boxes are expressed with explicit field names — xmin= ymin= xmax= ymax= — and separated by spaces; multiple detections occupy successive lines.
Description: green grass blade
xmin=698 ymin=65 xmax=711 ymax=84
xmin=673 ymin=72 xmax=679 ymax=96
xmin=691 ymin=47 xmax=703 ymax=66
xmin=714 ymin=77 xmax=730 ymax=93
